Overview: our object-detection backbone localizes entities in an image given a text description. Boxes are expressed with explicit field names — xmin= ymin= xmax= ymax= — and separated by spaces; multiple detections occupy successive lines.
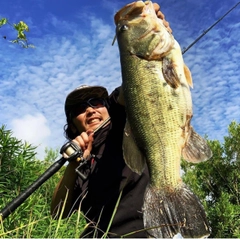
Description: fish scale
xmin=122 ymin=58 xmax=185 ymax=188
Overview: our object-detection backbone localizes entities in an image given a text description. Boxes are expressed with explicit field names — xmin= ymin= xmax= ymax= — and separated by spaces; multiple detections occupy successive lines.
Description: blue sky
xmin=1 ymin=0 xmax=239 ymax=159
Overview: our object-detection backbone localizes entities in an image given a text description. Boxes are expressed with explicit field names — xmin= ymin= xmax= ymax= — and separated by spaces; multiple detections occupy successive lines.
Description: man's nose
xmin=85 ymin=106 xmax=95 ymax=114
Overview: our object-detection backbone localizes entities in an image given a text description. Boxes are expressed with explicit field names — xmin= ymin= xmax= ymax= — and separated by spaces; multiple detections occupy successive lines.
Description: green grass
xmin=0 ymin=208 xmax=86 ymax=238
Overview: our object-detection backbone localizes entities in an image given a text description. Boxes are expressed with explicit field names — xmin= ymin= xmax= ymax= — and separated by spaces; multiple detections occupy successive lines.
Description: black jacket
xmin=71 ymin=88 xmax=149 ymax=238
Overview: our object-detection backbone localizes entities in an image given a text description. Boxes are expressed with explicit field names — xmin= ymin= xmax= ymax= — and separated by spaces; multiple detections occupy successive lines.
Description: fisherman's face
xmin=72 ymin=100 xmax=110 ymax=133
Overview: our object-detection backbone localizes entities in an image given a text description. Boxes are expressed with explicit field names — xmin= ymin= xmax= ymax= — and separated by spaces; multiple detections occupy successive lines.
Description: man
xmin=51 ymin=4 xmax=172 ymax=237
xmin=51 ymin=85 xmax=150 ymax=237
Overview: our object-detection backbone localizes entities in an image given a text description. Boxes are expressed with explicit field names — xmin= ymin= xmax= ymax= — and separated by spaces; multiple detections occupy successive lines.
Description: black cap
xmin=64 ymin=85 xmax=108 ymax=116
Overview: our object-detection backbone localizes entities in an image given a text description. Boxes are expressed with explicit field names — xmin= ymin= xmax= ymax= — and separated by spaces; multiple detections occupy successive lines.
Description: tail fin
xmin=143 ymin=184 xmax=211 ymax=238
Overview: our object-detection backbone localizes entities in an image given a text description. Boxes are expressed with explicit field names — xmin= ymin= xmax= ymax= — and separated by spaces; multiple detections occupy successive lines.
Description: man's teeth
xmin=89 ymin=119 xmax=99 ymax=124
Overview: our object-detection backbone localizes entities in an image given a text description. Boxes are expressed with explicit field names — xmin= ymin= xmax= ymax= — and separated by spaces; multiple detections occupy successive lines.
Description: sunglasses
xmin=70 ymin=98 xmax=106 ymax=118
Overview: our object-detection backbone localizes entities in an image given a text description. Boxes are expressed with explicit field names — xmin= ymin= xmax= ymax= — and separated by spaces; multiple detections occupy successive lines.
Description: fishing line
xmin=182 ymin=1 xmax=240 ymax=54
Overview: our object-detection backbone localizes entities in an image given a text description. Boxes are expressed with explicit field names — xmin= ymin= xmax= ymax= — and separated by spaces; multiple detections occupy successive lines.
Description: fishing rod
xmin=182 ymin=1 xmax=240 ymax=54
xmin=0 ymin=117 xmax=111 ymax=221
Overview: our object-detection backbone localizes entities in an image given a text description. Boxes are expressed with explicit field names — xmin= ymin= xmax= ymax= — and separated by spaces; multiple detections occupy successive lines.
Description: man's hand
xmin=153 ymin=3 xmax=172 ymax=34
xmin=72 ymin=131 xmax=94 ymax=160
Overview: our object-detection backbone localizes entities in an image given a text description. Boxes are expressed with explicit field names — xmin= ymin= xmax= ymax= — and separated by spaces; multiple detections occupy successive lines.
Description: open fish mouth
xmin=114 ymin=1 xmax=157 ymax=25
xmin=114 ymin=1 xmax=174 ymax=60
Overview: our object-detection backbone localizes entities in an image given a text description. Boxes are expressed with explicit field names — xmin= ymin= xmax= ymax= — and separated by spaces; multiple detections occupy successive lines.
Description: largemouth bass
xmin=114 ymin=1 xmax=212 ymax=238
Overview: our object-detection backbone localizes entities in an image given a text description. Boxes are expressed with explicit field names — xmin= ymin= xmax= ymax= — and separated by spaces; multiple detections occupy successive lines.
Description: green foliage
xmin=0 ymin=18 xmax=7 ymax=27
xmin=182 ymin=121 xmax=240 ymax=238
xmin=1 ymin=122 xmax=240 ymax=237
xmin=0 ymin=125 xmax=86 ymax=237
xmin=0 ymin=17 xmax=34 ymax=48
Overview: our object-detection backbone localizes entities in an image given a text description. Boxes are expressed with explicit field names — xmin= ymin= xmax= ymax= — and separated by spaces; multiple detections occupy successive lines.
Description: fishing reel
xmin=60 ymin=141 xmax=89 ymax=180
xmin=60 ymin=141 xmax=84 ymax=162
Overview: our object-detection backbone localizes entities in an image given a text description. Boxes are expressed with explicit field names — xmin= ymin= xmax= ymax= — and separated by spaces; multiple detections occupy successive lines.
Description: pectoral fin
xmin=184 ymin=64 xmax=193 ymax=88
xmin=162 ymin=56 xmax=181 ymax=89
xmin=123 ymin=120 xmax=146 ymax=174
xmin=182 ymin=126 xmax=212 ymax=163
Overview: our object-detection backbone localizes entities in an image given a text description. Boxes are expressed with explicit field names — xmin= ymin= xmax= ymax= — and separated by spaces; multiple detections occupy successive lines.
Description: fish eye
xmin=119 ymin=24 xmax=128 ymax=32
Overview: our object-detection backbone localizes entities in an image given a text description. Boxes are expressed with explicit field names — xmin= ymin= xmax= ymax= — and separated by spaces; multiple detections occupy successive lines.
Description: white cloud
xmin=10 ymin=113 xmax=51 ymax=159
xmin=0 ymin=13 xmax=122 ymax=159
xmin=11 ymin=113 xmax=50 ymax=143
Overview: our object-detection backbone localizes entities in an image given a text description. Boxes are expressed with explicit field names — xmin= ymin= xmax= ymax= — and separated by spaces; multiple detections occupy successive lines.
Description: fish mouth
xmin=114 ymin=1 xmax=159 ymax=29
xmin=114 ymin=1 xmax=146 ymax=25
xmin=114 ymin=1 xmax=174 ymax=59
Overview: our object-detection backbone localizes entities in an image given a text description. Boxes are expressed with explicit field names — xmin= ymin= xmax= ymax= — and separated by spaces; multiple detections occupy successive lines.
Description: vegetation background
xmin=0 ymin=126 xmax=87 ymax=238
xmin=0 ymin=122 xmax=239 ymax=238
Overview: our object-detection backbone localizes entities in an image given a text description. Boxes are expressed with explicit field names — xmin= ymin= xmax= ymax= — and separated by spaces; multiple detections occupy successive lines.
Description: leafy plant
xmin=0 ymin=18 xmax=34 ymax=48
xmin=0 ymin=125 xmax=86 ymax=237
xmin=1 ymin=122 xmax=240 ymax=237
xmin=181 ymin=121 xmax=240 ymax=238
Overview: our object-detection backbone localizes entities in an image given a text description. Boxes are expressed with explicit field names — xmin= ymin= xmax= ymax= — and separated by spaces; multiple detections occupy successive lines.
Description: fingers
xmin=83 ymin=132 xmax=94 ymax=159
xmin=73 ymin=132 xmax=89 ymax=151
xmin=153 ymin=2 xmax=173 ymax=34
xmin=163 ymin=20 xmax=172 ymax=33
xmin=157 ymin=11 xmax=165 ymax=20
xmin=72 ymin=131 xmax=94 ymax=160
xmin=153 ymin=3 xmax=160 ymax=13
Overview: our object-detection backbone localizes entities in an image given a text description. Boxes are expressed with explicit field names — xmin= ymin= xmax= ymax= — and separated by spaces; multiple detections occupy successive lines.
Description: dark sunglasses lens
xmin=88 ymin=98 xmax=105 ymax=107
xmin=71 ymin=103 xmax=88 ymax=117
xmin=70 ymin=99 xmax=105 ymax=118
